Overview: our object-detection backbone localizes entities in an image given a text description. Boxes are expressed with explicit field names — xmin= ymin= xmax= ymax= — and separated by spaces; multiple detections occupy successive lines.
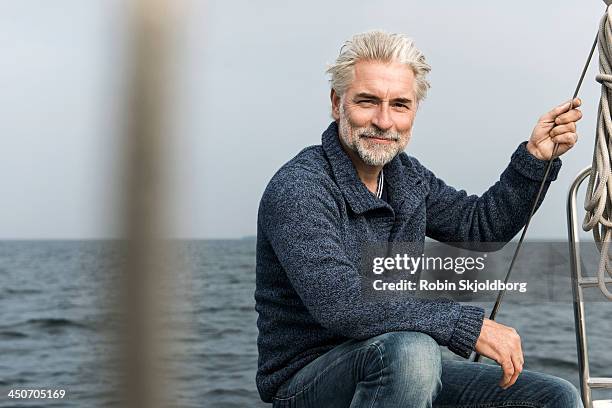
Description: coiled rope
xmin=582 ymin=6 xmax=612 ymax=300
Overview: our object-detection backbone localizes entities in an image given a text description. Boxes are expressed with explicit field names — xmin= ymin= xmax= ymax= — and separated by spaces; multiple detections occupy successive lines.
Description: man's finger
xmin=555 ymin=109 xmax=583 ymax=125
xmin=550 ymin=123 xmax=576 ymax=137
xmin=517 ymin=337 xmax=524 ymax=368
xmin=506 ymin=354 xmax=523 ymax=389
xmin=551 ymin=132 xmax=578 ymax=146
xmin=499 ymin=358 xmax=515 ymax=388
xmin=542 ymin=98 xmax=582 ymax=122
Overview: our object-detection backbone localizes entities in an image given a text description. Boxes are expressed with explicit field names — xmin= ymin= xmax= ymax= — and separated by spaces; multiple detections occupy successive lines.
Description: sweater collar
xmin=321 ymin=121 xmax=423 ymax=215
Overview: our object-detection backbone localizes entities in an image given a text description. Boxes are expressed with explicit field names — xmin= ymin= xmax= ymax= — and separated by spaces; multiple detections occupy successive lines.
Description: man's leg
xmin=434 ymin=359 xmax=583 ymax=408
xmin=271 ymin=331 xmax=442 ymax=408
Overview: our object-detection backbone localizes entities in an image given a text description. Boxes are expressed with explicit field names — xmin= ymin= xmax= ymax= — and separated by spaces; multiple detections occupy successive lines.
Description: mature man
xmin=255 ymin=30 xmax=584 ymax=407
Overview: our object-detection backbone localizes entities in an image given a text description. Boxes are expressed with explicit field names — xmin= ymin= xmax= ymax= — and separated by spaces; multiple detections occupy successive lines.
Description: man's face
xmin=332 ymin=60 xmax=417 ymax=167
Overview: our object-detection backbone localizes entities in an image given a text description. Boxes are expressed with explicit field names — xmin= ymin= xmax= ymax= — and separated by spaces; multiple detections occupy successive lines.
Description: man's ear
xmin=330 ymin=89 xmax=340 ymax=121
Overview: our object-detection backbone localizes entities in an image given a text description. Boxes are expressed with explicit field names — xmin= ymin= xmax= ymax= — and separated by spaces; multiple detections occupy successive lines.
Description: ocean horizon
xmin=1 ymin=239 xmax=610 ymax=407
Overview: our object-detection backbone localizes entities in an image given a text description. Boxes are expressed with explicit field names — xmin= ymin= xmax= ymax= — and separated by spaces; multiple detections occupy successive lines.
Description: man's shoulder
xmin=269 ymin=145 xmax=333 ymax=188
xmin=284 ymin=144 xmax=331 ymax=174
xmin=260 ymin=145 xmax=340 ymax=208
xmin=395 ymin=151 xmax=430 ymax=178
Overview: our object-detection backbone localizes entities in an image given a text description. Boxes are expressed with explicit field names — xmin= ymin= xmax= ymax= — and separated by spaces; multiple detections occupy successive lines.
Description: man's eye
xmin=357 ymin=100 xmax=376 ymax=106
xmin=393 ymin=103 xmax=409 ymax=109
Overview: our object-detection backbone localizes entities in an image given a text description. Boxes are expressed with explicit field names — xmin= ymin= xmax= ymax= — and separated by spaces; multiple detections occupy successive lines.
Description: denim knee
xmin=369 ymin=331 xmax=442 ymax=396
xmin=542 ymin=377 xmax=583 ymax=408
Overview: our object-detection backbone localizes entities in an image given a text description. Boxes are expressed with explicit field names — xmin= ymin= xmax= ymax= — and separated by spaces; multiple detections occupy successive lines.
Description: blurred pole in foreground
xmin=119 ymin=0 xmax=178 ymax=407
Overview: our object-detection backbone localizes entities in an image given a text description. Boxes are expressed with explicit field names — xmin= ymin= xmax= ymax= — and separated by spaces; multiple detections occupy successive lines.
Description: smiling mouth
xmin=362 ymin=135 xmax=397 ymax=143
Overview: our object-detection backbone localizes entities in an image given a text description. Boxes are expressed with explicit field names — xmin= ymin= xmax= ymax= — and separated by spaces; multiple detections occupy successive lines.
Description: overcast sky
xmin=0 ymin=1 xmax=606 ymax=239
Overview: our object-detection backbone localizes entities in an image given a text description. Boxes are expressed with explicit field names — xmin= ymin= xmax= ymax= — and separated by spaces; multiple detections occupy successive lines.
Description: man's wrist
xmin=447 ymin=305 xmax=485 ymax=358
xmin=510 ymin=142 xmax=562 ymax=182
xmin=526 ymin=140 xmax=545 ymax=160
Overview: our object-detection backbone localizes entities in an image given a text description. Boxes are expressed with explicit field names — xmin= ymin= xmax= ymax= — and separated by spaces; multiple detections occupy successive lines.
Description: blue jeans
xmin=271 ymin=331 xmax=583 ymax=408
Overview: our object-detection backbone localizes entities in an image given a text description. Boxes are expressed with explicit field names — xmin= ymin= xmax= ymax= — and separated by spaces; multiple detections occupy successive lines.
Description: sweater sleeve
xmin=424 ymin=142 xmax=562 ymax=244
xmin=258 ymin=167 xmax=484 ymax=358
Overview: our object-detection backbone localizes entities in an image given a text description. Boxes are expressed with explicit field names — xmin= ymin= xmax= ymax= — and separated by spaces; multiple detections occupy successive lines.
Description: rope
xmin=472 ymin=12 xmax=603 ymax=363
xmin=582 ymin=6 xmax=612 ymax=301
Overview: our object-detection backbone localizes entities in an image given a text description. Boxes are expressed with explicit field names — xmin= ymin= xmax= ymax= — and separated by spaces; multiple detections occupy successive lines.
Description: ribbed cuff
xmin=447 ymin=305 xmax=485 ymax=358
xmin=509 ymin=142 xmax=562 ymax=182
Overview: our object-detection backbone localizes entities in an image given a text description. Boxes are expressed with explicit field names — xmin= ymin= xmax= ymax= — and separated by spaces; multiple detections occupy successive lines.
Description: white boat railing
xmin=567 ymin=166 xmax=612 ymax=408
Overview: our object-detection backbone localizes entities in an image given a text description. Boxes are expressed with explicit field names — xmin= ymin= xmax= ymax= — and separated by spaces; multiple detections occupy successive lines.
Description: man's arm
xmin=258 ymin=167 xmax=483 ymax=358
xmin=425 ymin=98 xmax=582 ymax=244
xmin=424 ymin=141 xmax=562 ymax=244
xmin=424 ymin=98 xmax=582 ymax=389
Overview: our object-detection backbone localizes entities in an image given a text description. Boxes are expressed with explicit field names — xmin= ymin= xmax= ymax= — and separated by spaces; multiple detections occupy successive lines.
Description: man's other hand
xmin=526 ymin=98 xmax=583 ymax=160
xmin=474 ymin=318 xmax=524 ymax=389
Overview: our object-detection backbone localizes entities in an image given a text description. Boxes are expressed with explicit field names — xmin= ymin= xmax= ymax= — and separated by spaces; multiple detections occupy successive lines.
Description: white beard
xmin=338 ymin=104 xmax=410 ymax=166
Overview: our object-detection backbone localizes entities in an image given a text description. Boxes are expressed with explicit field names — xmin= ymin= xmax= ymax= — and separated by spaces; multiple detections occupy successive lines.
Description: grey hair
xmin=326 ymin=30 xmax=431 ymax=103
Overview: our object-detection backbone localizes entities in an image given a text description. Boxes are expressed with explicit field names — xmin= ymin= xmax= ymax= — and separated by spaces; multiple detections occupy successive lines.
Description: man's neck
xmin=340 ymin=142 xmax=383 ymax=195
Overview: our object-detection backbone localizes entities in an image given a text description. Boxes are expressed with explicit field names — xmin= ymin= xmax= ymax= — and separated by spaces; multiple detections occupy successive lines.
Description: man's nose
xmin=372 ymin=104 xmax=393 ymax=131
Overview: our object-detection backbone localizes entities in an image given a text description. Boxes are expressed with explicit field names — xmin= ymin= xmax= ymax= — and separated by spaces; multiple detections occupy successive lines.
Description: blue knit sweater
xmin=254 ymin=121 xmax=561 ymax=403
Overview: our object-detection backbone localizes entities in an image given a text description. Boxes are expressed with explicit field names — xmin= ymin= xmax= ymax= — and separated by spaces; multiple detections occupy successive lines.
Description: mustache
xmin=358 ymin=128 xmax=401 ymax=141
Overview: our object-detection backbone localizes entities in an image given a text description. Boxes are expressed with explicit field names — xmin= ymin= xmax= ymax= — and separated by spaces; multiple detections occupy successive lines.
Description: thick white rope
xmin=582 ymin=7 xmax=612 ymax=300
